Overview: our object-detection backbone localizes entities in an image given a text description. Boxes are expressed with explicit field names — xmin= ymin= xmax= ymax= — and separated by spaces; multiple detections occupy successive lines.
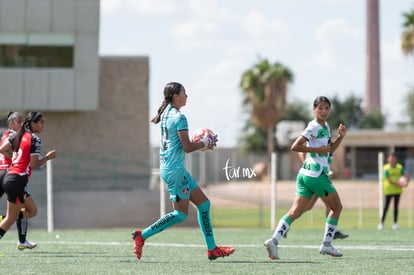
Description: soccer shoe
xmin=392 ymin=223 xmax=399 ymax=230
xmin=319 ymin=244 xmax=343 ymax=257
xmin=333 ymin=230 xmax=349 ymax=239
xmin=207 ymin=246 xmax=235 ymax=260
xmin=264 ymin=239 xmax=279 ymax=260
xmin=131 ymin=230 xmax=145 ymax=260
xmin=377 ymin=223 xmax=384 ymax=230
xmin=17 ymin=240 xmax=37 ymax=250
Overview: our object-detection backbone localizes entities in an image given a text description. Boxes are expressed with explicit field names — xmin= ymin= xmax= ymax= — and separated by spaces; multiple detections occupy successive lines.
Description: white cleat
xmin=319 ymin=244 xmax=343 ymax=257
xmin=264 ymin=239 xmax=279 ymax=260
xmin=17 ymin=240 xmax=37 ymax=250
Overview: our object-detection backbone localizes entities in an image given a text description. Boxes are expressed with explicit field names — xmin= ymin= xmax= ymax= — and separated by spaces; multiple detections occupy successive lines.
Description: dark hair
xmin=313 ymin=96 xmax=331 ymax=108
xmin=150 ymin=82 xmax=183 ymax=124
xmin=388 ymin=151 xmax=397 ymax=158
xmin=10 ymin=112 xmax=44 ymax=152
xmin=7 ymin=111 xmax=22 ymax=126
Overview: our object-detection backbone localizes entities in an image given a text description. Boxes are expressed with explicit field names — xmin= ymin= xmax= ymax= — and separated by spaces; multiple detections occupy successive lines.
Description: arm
xmin=329 ymin=123 xmax=347 ymax=153
xmin=178 ymin=130 xmax=208 ymax=153
xmin=30 ymin=150 xmax=57 ymax=169
xmin=0 ymin=140 xmax=13 ymax=159
xmin=291 ymin=136 xmax=331 ymax=154
xmin=386 ymin=175 xmax=400 ymax=187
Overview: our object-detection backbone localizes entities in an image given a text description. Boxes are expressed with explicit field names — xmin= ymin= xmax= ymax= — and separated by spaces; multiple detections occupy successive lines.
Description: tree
xmin=401 ymin=8 xmax=414 ymax=127
xmin=239 ymin=59 xmax=293 ymax=157
xmin=239 ymin=93 xmax=384 ymax=154
xmin=405 ymin=87 xmax=414 ymax=127
xmin=329 ymin=94 xmax=384 ymax=129
xmin=238 ymin=119 xmax=267 ymax=153
xmin=329 ymin=95 xmax=365 ymax=129
xmin=239 ymin=100 xmax=309 ymax=154
xmin=401 ymin=7 xmax=414 ymax=56
xmin=279 ymin=99 xmax=312 ymax=123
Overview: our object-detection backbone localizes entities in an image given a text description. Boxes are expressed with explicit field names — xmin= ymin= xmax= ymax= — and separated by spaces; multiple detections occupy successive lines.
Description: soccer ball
xmin=398 ymin=176 xmax=409 ymax=187
xmin=191 ymin=128 xmax=216 ymax=151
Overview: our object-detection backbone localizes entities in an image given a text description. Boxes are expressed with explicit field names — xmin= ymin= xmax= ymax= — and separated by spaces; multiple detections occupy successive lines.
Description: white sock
xmin=322 ymin=223 xmax=337 ymax=244
xmin=272 ymin=220 xmax=290 ymax=242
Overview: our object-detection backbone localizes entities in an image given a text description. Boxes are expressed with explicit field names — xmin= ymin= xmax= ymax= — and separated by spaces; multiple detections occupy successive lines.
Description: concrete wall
xmin=0 ymin=0 xmax=99 ymax=110
xmin=4 ymin=56 xmax=162 ymax=229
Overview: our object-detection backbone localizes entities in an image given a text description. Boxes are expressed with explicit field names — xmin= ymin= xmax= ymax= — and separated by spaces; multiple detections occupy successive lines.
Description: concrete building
xmin=0 ymin=0 xmax=154 ymax=229
xmin=0 ymin=0 xmax=99 ymax=111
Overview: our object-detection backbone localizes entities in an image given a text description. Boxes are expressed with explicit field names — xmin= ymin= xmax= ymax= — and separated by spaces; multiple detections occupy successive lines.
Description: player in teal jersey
xmin=264 ymin=96 xmax=347 ymax=260
xmin=132 ymin=82 xmax=235 ymax=261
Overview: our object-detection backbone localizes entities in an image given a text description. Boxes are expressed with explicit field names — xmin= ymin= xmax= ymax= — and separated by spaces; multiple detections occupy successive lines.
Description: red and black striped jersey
xmin=8 ymin=131 xmax=42 ymax=176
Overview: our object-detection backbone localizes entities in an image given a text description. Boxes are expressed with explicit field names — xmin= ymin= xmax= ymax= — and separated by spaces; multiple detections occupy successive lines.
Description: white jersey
xmin=298 ymin=119 xmax=331 ymax=177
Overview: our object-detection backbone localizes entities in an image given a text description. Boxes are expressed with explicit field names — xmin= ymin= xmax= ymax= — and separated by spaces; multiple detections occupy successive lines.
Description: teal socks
xmin=197 ymin=200 xmax=216 ymax=250
xmin=142 ymin=210 xmax=187 ymax=240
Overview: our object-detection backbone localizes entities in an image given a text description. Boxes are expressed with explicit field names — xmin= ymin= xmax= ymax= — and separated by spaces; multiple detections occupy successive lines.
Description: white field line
xmin=2 ymin=240 xmax=414 ymax=251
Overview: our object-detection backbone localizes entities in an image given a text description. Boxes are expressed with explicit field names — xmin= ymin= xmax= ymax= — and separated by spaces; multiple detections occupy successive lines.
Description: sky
xmin=99 ymin=0 xmax=414 ymax=147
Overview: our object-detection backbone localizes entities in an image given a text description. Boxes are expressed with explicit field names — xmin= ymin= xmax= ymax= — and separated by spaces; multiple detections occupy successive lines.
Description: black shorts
xmin=0 ymin=169 xmax=6 ymax=198
xmin=2 ymin=173 xmax=30 ymax=204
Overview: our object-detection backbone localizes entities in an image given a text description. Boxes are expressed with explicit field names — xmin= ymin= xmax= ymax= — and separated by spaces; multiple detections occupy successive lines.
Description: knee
xmin=197 ymin=200 xmax=211 ymax=212
xmin=335 ymin=202 xmax=343 ymax=213
xmin=22 ymin=207 xmax=38 ymax=218
xmin=287 ymin=210 xmax=301 ymax=220
xmin=173 ymin=210 xmax=188 ymax=223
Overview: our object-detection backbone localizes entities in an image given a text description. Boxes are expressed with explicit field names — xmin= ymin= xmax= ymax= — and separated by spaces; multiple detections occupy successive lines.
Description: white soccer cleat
xmin=17 ymin=240 xmax=37 ymax=250
xmin=264 ymin=239 xmax=279 ymax=260
xmin=377 ymin=223 xmax=384 ymax=230
xmin=319 ymin=243 xmax=343 ymax=257
xmin=392 ymin=223 xmax=399 ymax=230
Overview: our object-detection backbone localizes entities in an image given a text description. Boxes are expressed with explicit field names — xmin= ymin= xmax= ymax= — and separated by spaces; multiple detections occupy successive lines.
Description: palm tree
xmin=401 ymin=8 xmax=414 ymax=56
xmin=239 ymin=58 xmax=293 ymax=157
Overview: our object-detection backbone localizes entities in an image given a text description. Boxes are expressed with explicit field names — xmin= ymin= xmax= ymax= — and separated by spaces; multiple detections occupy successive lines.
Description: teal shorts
xmin=160 ymin=167 xmax=198 ymax=202
xmin=296 ymin=172 xmax=336 ymax=198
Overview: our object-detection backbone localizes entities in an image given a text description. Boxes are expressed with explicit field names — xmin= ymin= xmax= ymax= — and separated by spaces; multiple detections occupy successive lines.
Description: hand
xmin=202 ymin=134 xmax=218 ymax=148
xmin=337 ymin=123 xmax=347 ymax=137
xmin=46 ymin=150 xmax=57 ymax=160
xmin=318 ymin=145 xmax=331 ymax=154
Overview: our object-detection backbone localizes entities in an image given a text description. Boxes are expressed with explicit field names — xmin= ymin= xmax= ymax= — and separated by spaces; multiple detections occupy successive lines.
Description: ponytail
xmin=151 ymin=100 xmax=169 ymax=124
xmin=150 ymin=82 xmax=183 ymax=124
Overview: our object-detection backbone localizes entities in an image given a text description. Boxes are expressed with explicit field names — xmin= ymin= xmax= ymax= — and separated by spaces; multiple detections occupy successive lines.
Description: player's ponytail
xmin=150 ymin=82 xmax=183 ymax=124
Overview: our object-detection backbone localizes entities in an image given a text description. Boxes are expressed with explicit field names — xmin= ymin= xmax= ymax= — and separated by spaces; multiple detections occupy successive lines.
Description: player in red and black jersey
xmin=0 ymin=112 xmax=57 ymax=245
xmin=0 ymin=111 xmax=38 ymax=249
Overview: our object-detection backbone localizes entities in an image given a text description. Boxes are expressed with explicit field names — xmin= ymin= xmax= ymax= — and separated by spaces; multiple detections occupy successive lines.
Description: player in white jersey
xmin=264 ymin=96 xmax=347 ymax=260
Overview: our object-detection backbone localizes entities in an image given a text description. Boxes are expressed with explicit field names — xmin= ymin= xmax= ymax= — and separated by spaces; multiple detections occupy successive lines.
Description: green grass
xmin=211 ymin=207 xmax=414 ymax=229
xmin=1 ymin=227 xmax=413 ymax=274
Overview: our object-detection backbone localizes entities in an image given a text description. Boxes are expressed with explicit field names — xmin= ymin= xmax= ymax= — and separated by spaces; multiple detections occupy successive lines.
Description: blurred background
xmin=0 ymin=0 xmax=413 ymax=230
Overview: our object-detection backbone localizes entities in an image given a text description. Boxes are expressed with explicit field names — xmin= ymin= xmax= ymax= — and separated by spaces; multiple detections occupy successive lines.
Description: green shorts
xmin=296 ymin=172 xmax=336 ymax=198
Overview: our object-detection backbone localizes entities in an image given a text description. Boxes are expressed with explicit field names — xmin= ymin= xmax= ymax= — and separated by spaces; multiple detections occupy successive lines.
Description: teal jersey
xmin=159 ymin=105 xmax=188 ymax=169
xmin=299 ymin=119 xmax=331 ymax=177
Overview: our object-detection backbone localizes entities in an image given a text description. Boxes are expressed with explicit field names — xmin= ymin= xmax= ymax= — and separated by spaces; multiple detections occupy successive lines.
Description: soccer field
xmin=1 ymin=228 xmax=413 ymax=275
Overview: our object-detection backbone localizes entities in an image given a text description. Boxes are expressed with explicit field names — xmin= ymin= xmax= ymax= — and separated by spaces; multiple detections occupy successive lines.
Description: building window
xmin=0 ymin=45 xmax=73 ymax=68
